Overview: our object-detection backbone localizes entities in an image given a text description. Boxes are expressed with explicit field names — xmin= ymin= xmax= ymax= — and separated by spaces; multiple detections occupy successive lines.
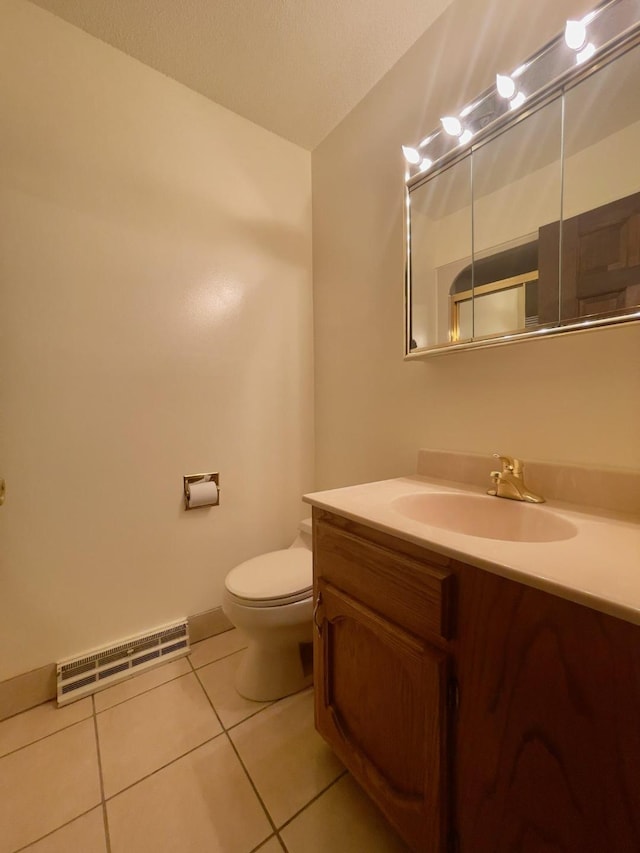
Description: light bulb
xmin=458 ymin=129 xmax=473 ymax=146
xmin=509 ymin=91 xmax=526 ymax=111
xmin=441 ymin=116 xmax=462 ymax=136
xmin=496 ymin=74 xmax=516 ymax=99
xmin=576 ymin=42 xmax=596 ymax=64
xmin=565 ymin=19 xmax=587 ymax=50
xmin=419 ymin=157 xmax=433 ymax=171
xmin=402 ymin=145 xmax=421 ymax=165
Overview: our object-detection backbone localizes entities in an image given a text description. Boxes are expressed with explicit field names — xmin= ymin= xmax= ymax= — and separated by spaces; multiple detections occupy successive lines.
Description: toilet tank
xmin=290 ymin=518 xmax=312 ymax=550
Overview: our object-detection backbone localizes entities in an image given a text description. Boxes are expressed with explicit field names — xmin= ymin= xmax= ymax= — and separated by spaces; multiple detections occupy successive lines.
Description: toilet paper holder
xmin=183 ymin=472 xmax=220 ymax=510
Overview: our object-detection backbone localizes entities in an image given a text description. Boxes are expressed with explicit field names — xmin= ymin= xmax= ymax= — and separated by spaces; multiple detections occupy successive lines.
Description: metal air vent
xmin=56 ymin=620 xmax=190 ymax=706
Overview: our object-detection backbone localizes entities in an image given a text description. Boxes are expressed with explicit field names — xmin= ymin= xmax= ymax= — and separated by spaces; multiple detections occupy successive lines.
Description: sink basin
xmin=392 ymin=492 xmax=578 ymax=542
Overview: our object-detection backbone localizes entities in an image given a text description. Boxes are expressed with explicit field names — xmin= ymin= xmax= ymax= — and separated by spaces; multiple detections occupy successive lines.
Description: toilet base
xmin=235 ymin=640 xmax=313 ymax=702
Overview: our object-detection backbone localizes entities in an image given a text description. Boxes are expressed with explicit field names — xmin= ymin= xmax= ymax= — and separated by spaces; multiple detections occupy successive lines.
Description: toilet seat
xmin=225 ymin=549 xmax=313 ymax=608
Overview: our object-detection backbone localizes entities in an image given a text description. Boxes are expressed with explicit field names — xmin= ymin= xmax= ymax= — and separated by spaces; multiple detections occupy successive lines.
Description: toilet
xmin=222 ymin=519 xmax=314 ymax=702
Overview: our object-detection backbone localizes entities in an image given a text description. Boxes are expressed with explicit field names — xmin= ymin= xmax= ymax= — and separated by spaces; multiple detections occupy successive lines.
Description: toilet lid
xmin=225 ymin=549 xmax=313 ymax=605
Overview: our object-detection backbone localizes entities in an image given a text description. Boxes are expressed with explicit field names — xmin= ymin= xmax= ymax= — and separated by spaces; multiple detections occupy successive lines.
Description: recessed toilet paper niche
xmin=183 ymin=473 xmax=220 ymax=510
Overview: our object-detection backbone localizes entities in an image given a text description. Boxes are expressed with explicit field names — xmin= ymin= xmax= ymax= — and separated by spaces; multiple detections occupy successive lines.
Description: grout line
xmin=191 ymin=669 xmax=337 ymax=847
xmin=191 ymin=666 xmax=281 ymax=838
xmin=186 ymin=646 xmax=278 ymax=732
xmin=101 ymin=729 xmax=226 ymax=801
xmin=92 ymin=694 xmax=112 ymax=853
xmin=97 ymin=653 xmax=246 ymax=800
xmin=188 ymin=644 xmax=248 ymax=672
xmin=225 ymin=700 xmax=276 ymax=731
xmin=93 ymin=666 xmax=194 ymax=715
xmin=276 ymin=769 xmax=348 ymax=833
xmin=247 ymin=832 xmax=280 ymax=853
xmin=0 ymin=709 xmax=94 ymax=760
xmin=11 ymin=806 xmax=101 ymax=853
xmin=90 ymin=642 xmax=249 ymax=718
xmin=0 ymin=700 xmax=55 ymax=726
xmin=224 ymin=731 xmax=280 ymax=835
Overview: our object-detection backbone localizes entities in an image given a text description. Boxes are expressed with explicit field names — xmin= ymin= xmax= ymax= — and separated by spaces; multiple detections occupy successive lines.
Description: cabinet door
xmin=314 ymin=579 xmax=450 ymax=853
xmin=456 ymin=563 xmax=640 ymax=853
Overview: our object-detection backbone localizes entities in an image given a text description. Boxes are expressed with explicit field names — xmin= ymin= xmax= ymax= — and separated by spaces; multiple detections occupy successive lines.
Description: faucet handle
xmin=493 ymin=452 xmax=514 ymax=472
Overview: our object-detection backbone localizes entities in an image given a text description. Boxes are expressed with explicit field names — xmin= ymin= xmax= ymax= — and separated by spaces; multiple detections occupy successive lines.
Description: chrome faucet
xmin=488 ymin=453 xmax=545 ymax=503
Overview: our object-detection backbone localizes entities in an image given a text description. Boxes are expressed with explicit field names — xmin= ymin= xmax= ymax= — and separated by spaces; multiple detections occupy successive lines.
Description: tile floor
xmin=0 ymin=630 xmax=409 ymax=852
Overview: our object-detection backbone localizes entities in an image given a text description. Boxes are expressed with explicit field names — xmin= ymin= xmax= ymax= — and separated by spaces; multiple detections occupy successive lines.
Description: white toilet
xmin=222 ymin=519 xmax=314 ymax=702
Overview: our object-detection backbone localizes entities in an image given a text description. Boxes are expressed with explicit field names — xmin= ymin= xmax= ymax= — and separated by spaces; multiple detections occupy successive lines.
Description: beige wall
xmin=0 ymin=0 xmax=313 ymax=681
xmin=312 ymin=0 xmax=640 ymax=490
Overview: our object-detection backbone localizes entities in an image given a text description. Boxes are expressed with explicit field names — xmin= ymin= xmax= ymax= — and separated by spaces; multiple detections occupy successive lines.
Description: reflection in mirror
xmin=558 ymin=40 xmax=640 ymax=323
xmin=472 ymin=97 xmax=563 ymax=335
xmin=404 ymin=0 xmax=640 ymax=357
xmin=408 ymin=99 xmax=563 ymax=350
xmin=409 ymin=156 xmax=471 ymax=349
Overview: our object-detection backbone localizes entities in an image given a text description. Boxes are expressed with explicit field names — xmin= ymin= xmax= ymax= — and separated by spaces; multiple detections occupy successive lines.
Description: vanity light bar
xmin=402 ymin=0 xmax=635 ymax=176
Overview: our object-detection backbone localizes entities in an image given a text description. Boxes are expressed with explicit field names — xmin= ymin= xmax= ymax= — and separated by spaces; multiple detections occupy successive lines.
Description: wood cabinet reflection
xmin=539 ymin=190 xmax=640 ymax=324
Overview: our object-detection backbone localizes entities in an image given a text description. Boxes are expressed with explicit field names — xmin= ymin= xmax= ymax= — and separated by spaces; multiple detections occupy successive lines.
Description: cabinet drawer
xmin=314 ymin=516 xmax=455 ymax=642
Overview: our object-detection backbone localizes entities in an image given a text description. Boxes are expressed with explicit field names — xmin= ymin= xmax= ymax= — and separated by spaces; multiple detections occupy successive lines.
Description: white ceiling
xmin=27 ymin=0 xmax=454 ymax=150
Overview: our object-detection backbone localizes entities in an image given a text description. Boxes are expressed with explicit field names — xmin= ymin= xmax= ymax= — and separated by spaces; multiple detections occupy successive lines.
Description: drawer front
xmin=314 ymin=516 xmax=455 ymax=642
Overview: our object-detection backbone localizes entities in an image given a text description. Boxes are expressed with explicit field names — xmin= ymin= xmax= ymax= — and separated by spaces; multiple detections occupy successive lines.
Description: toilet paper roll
xmin=187 ymin=480 xmax=218 ymax=508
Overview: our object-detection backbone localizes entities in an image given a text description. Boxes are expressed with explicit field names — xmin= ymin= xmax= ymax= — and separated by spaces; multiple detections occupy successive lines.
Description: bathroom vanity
xmin=305 ymin=475 xmax=640 ymax=853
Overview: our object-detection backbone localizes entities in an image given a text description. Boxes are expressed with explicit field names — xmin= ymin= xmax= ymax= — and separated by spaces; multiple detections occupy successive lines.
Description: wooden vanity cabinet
xmin=312 ymin=508 xmax=640 ymax=853
xmin=312 ymin=510 xmax=456 ymax=853
xmin=455 ymin=561 xmax=640 ymax=853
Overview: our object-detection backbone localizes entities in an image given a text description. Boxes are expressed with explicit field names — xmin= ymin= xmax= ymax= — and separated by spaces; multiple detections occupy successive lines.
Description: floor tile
xmin=189 ymin=629 xmax=247 ymax=670
xmin=94 ymin=658 xmax=191 ymax=712
xmin=0 ymin=697 xmax=92 ymax=758
xmin=22 ymin=807 xmax=107 ymax=853
xmin=255 ymin=837 xmax=285 ymax=853
xmin=230 ymin=688 xmax=343 ymax=827
xmin=107 ymin=736 xmax=272 ymax=853
xmin=0 ymin=719 xmax=101 ymax=853
xmin=197 ymin=650 xmax=272 ymax=729
xmin=97 ymin=673 xmax=222 ymax=797
xmin=280 ymin=774 xmax=409 ymax=853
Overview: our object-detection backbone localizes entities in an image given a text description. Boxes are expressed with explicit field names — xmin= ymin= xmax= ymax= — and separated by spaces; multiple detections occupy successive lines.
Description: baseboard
xmin=0 ymin=605 xmax=233 ymax=722
xmin=0 ymin=663 xmax=57 ymax=723
xmin=188 ymin=606 xmax=233 ymax=644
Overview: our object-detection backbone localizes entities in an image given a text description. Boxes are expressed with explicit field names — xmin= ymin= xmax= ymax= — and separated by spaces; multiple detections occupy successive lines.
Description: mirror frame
xmin=404 ymin=0 xmax=640 ymax=358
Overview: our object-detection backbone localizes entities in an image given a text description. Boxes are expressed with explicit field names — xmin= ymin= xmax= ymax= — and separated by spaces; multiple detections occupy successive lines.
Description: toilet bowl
xmin=222 ymin=519 xmax=313 ymax=702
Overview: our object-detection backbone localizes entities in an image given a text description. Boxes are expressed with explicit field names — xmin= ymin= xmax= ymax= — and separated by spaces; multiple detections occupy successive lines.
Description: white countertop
xmin=304 ymin=475 xmax=640 ymax=626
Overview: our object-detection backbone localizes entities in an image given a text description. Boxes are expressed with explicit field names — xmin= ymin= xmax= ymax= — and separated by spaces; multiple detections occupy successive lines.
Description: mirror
xmin=405 ymin=0 xmax=640 ymax=356
xmin=559 ymin=40 xmax=640 ymax=324
xmin=409 ymin=156 xmax=472 ymax=349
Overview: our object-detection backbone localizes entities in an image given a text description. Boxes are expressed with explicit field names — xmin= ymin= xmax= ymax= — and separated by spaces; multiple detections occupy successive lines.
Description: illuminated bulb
xmin=419 ymin=157 xmax=433 ymax=171
xmin=565 ymin=19 xmax=587 ymax=50
xmin=496 ymin=74 xmax=516 ymax=99
xmin=441 ymin=116 xmax=462 ymax=136
xmin=509 ymin=91 xmax=526 ymax=110
xmin=576 ymin=42 xmax=596 ymax=64
xmin=458 ymin=129 xmax=473 ymax=146
xmin=402 ymin=145 xmax=421 ymax=165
